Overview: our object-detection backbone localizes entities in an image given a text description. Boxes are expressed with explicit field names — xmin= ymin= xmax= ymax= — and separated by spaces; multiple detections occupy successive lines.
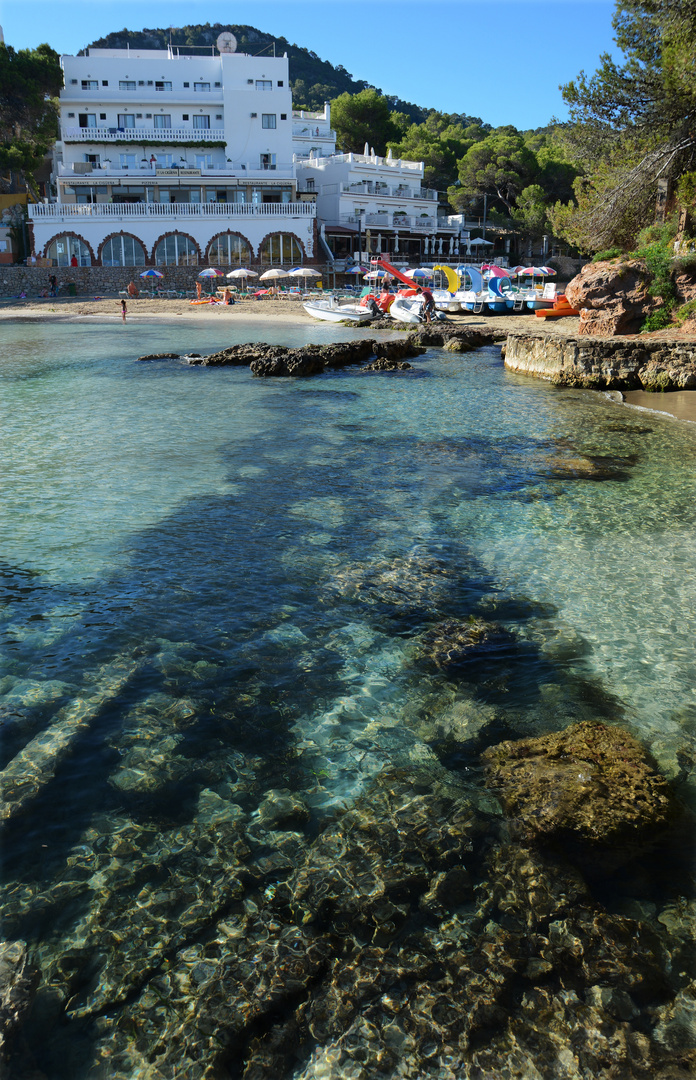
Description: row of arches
xmin=41 ymin=230 xmax=308 ymax=268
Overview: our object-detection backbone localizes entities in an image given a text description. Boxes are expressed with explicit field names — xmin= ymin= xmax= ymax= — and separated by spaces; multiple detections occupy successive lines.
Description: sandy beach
xmin=0 ymin=291 xmax=582 ymax=335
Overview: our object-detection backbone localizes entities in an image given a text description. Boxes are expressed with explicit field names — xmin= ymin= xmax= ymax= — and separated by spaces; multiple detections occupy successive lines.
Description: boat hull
xmin=303 ymin=301 xmax=375 ymax=324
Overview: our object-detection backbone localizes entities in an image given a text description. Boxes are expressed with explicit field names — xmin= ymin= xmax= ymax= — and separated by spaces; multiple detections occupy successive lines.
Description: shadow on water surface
xmin=2 ymin=357 xmax=695 ymax=1080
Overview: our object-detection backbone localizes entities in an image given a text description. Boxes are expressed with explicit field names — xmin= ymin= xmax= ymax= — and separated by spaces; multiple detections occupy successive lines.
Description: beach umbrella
xmin=346 ymin=265 xmax=369 ymax=274
xmin=509 ymin=265 xmax=527 ymax=276
xmin=468 ymin=237 xmax=494 ymax=247
xmin=226 ymin=268 xmax=258 ymax=279
xmin=403 ymin=267 xmax=433 ymax=279
xmin=517 ymin=266 xmax=553 ymax=277
xmin=485 ymin=266 xmax=511 ymax=278
xmin=138 ymin=267 xmax=164 ymax=296
xmin=364 ymin=269 xmax=389 ymax=279
xmin=259 ymin=268 xmax=289 ymax=280
xmin=197 ymin=266 xmax=224 ymax=295
xmin=537 ymin=266 xmax=556 ymax=275
xmin=289 ymin=267 xmax=321 ymax=278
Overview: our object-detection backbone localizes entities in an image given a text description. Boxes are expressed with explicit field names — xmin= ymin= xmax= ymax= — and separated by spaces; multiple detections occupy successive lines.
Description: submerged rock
xmin=418 ymin=617 xmax=511 ymax=671
xmin=135 ymin=352 xmax=181 ymax=361
xmin=361 ymin=358 xmax=413 ymax=372
xmin=0 ymin=941 xmax=39 ymax=1058
xmin=482 ymin=720 xmax=679 ymax=859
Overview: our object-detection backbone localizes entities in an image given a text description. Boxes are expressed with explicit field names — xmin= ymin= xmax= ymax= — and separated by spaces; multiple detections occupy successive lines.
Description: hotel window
xmin=46 ymin=235 xmax=91 ymax=267
xmin=81 ymin=80 xmax=98 ymax=90
xmin=154 ymin=233 xmax=199 ymax=266
xmin=183 ymin=82 xmax=189 ymax=88
xmin=277 ymin=81 xmax=284 ymax=87
xmin=262 ymin=114 xmax=276 ymax=129
xmin=101 ymin=235 xmax=146 ymax=267
xmin=195 ymin=154 xmax=213 ymax=168
xmin=119 ymin=81 xmax=136 ymax=91
xmin=155 ymin=154 xmax=173 ymax=167
xmin=84 ymin=153 xmax=100 ymax=165
xmin=182 ymin=114 xmax=189 ymax=121
xmin=280 ymin=114 xmax=287 ymax=120
xmin=99 ymin=113 xmax=106 ymax=120
xmin=102 ymin=80 xmax=108 ymax=86
xmin=153 ymin=114 xmax=172 ymax=129
xmin=260 ymin=153 xmax=277 ymax=170
xmin=119 ymin=153 xmax=137 ymax=168
xmin=193 ymin=115 xmax=210 ymax=130
xmin=256 ymin=80 xmax=272 ymax=91
xmin=259 ymin=233 xmax=303 ymax=265
xmin=78 ymin=113 xmax=97 ymax=128
xmin=194 ymin=82 xmax=211 ymax=92
xmin=155 ymin=81 xmax=172 ymax=91
xmin=117 ymin=114 xmax=136 ymax=128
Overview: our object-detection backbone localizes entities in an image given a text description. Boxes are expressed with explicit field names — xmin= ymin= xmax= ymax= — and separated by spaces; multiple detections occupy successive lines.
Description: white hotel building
xmin=29 ymin=41 xmax=319 ymax=268
xmin=28 ymin=39 xmax=460 ymax=270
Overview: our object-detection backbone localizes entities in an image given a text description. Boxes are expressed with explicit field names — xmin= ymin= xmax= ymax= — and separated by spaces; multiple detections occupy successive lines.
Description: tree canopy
xmin=0 ymin=42 xmax=62 ymax=194
xmin=330 ymin=89 xmax=401 ymax=155
xmin=549 ymin=0 xmax=696 ymax=251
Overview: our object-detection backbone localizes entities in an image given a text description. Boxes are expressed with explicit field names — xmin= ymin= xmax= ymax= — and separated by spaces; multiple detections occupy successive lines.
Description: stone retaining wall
xmin=503 ymin=331 xmax=696 ymax=391
xmin=0 ymin=264 xmax=328 ymax=299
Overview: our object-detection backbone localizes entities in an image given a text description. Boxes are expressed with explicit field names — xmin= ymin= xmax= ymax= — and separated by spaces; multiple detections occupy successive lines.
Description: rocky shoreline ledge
xmin=503 ymin=331 xmax=696 ymax=391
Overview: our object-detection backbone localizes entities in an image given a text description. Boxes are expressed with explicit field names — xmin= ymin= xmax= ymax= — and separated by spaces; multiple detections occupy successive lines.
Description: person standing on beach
xmin=417 ymin=286 xmax=436 ymax=322
xmin=121 ymin=299 xmax=127 ymax=322
xmin=48 ymin=274 xmax=57 ymax=297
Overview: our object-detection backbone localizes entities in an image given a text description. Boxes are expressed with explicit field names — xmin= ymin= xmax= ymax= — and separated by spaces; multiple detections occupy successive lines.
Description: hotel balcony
xmin=57 ymin=162 xmax=296 ymax=180
xmin=338 ymin=213 xmax=458 ymax=233
xmin=61 ymin=127 xmax=226 ymax=144
xmin=29 ymin=201 xmax=315 ymax=221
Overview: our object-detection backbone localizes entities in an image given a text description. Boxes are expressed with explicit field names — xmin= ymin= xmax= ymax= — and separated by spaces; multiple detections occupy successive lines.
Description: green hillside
xmin=82 ymin=22 xmax=433 ymax=123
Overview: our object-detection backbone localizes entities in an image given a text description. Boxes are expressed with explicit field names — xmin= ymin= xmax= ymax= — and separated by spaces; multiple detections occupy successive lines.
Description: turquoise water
xmin=2 ymin=318 xmax=696 ymax=1077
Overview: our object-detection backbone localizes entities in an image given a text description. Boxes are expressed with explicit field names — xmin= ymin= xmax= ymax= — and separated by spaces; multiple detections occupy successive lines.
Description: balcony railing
xmin=338 ymin=213 xmax=457 ymax=232
xmin=29 ymin=202 xmax=315 ymax=219
xmin=61 ymin=127 xmax=225 ymax=143
xmin=339 ymin=182 xmax=438 ymax=201
xmin=292 ymin=126 xmax=335 ymax=140
xmin=58 ymin=162 xmax=296 ymax=179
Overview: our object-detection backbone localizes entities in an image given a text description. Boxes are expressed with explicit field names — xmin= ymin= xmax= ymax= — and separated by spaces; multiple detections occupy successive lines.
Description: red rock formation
xmin=565 ymin=259 xmax=659 ymax=336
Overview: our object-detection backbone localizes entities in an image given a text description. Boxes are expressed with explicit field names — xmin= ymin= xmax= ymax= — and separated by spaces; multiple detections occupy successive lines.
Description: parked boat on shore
xmin=303 ymin=297 xmax=377 ymax=324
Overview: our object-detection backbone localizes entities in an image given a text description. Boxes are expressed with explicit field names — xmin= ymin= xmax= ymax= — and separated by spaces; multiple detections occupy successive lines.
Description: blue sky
xmin=0 ymin=0 xmax=619 ymax=129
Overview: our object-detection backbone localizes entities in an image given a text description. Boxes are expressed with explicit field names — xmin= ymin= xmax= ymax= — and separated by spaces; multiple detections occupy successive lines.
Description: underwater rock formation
xmin=482 ymin=720 xmax=680 ymax=860
xmin=0 ymin=941 xmax=39 ymax=1060
xmin=418 ymin=617 xmax=511 ymax=671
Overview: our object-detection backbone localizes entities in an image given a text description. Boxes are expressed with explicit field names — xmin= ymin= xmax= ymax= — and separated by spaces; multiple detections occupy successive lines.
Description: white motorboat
xmin=303 ymin=296 xmax=376 ymax=324
xmin=388 ymin=296 xmax=424 ymax=323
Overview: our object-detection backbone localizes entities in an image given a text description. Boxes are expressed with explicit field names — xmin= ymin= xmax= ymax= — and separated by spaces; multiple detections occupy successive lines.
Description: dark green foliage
xmin=0 ymin=42 xmax=62 ymax=193
xmin=592 ymin=247 xmax=623 ymax=262
xmin=552 ymin=0 xmax=696 ymax=252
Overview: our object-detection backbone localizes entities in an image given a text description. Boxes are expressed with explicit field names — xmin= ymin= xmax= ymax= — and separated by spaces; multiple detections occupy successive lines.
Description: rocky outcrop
xmin=411 ymin=325 xmax=504 ymax=349
xmin=184 ymin=339 xmax=426 ymax=377
xmin=361 ymin=358 xmax=413 ymax=371
xmin=482 ymin=720 xmax=679 ymax=861
xmin=565 ymin=259 xmax=659 ymax=336
xmin=504 ymin=331 xmax=696 ymax=390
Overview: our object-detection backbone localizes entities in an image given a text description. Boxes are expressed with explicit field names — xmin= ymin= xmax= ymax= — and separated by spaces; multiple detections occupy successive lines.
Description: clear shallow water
xmin=2 ymin=319 xmax=696 ymax=1077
